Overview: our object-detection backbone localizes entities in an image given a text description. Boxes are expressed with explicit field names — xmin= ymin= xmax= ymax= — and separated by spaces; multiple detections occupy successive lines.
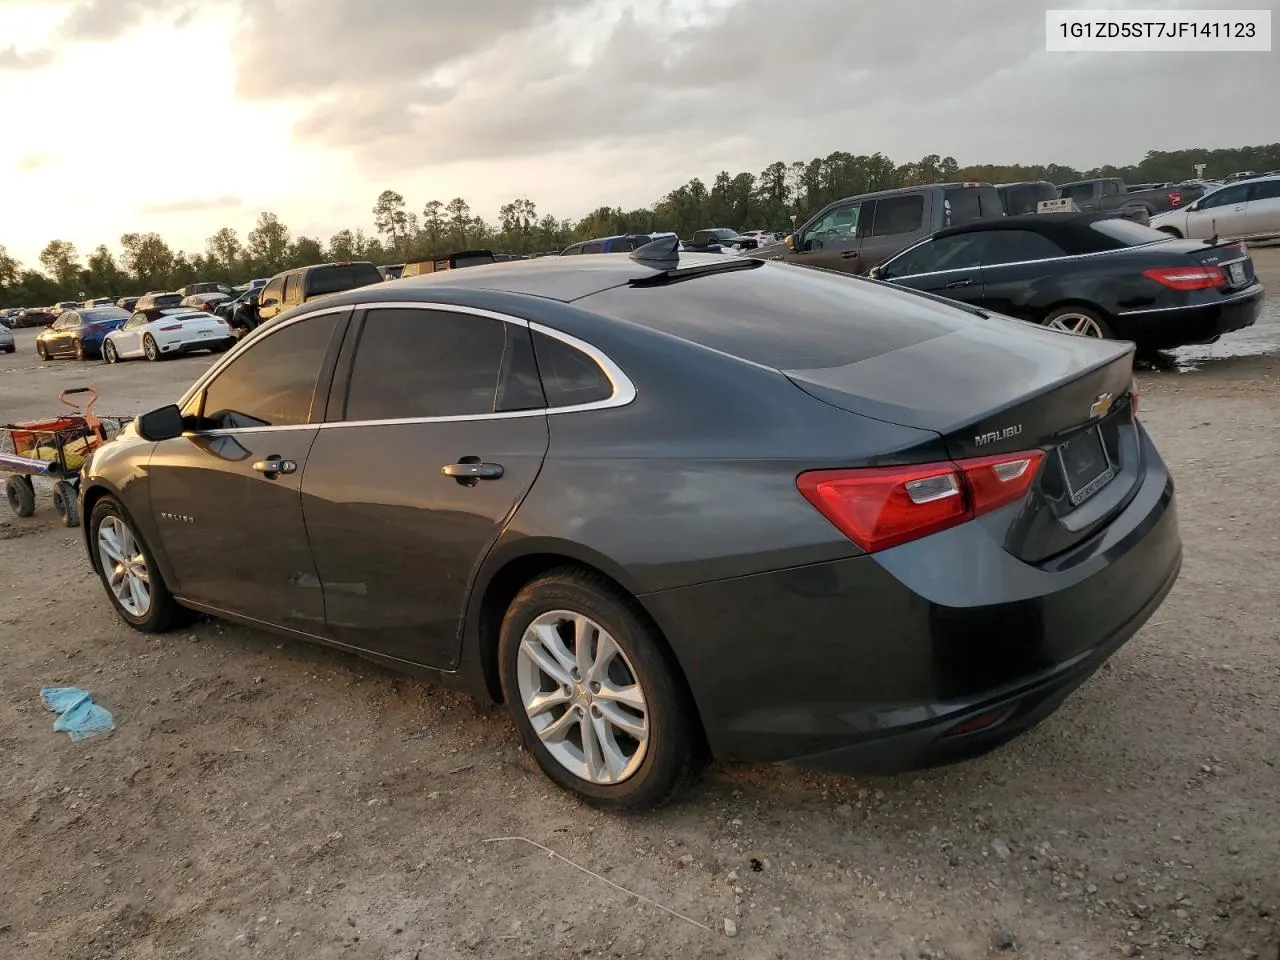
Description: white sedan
xmin=1149 ymin=174 xmax=1280 ymax=242
xmin=103 ymin=309 xmax=235 ymax=363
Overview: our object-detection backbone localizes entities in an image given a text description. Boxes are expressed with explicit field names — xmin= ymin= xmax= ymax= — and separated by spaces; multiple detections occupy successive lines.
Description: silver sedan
xmin=1150 ymin=174 xmax=1280 ymax=242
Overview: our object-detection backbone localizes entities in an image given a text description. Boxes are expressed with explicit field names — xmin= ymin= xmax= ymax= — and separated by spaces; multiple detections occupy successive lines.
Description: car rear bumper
xmin=642 ymin=427 xmax=1181 ymax=773
xmin=1112 ymin=284 xmax=1263 ymax=350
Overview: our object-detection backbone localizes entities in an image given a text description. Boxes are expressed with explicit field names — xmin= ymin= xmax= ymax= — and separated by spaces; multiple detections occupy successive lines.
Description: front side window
xmin=867 ymin=195 xmax=925 ymax=238
xmin=580 ymin=242 xmax=604 ymax=254
xmin=1061 ymin=183 xmax=1095 ymax=205
xmin=344 ymin=309 xmax=507 ymax=421
xmin=199 ymin=313 xmax=339 ymax=429
xmin=803 ymin=202 xmax=862 ymax=248
xmin=882 ymin=233 xmax=990 ymax=277
xmin=260 ymin=277 xmax=284 ymax=307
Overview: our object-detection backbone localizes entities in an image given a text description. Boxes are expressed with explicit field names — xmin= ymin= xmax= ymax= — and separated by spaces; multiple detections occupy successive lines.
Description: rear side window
xmin=200 ymin=313 xmax=339 ymax=429
xmin=452 ymin=252 xmax=495 ymax=268
xmin=531 ymin=331 xmax=612 ymax=407
xmin=155 ymin=294 xmax=181 ymax=308
xmin=1001 ymin=183 xmax=1058 ymax=215
xmin=867 ymin=195 xmax=924 ymax=237
xmin=580 ymin=242 xmax=604 ymax=254
xmin=344 ymin=308 xmax=506 ymax=420
xmin=283 ymin=274 xmax=301 ymax=303
xmin=1101 ymin=180 xmax=1121 ymax=196
xmin=1089 ymin=219 xmax=1170 ymax=248
xmin=1061 ymin=183 xmax=1095 ymax=205
xmin=1250 ymin=179 xmax=1280 ymax=201
xmin=308 ymin=263 xmax=383 ymax=296
xmin=981 ymin=230 xmax=1067 ymax=265
xmin=943 ymin=189 xmax=984 ymax=225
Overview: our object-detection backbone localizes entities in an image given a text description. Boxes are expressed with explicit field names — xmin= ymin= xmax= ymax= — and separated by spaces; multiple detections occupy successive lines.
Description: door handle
xmin=945 ymin=279 xmax=974 ymax=289
xmin=252 ymin=457 xmax=296 ymax=477
xmin=442 ymin=461 xmax=504 ymax=482
xmin=839 ymin=250 xmax=860 ymax=259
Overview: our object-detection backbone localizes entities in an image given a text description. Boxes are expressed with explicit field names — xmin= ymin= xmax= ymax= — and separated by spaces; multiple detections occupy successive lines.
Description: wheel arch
xmin=462 ymin=539 xmax=708 ymax=749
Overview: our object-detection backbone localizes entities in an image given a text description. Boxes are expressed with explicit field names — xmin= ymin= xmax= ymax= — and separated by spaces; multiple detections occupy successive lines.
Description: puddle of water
xmin=1143 ymin=290 xmax=1280 ymax=373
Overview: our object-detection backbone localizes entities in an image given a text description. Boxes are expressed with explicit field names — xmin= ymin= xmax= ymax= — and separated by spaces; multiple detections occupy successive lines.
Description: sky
xmin=1 ymin=0 xmax=1277 ymax=268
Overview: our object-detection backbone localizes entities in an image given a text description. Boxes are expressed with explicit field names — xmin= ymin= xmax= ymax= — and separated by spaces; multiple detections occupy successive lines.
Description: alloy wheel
xmin=96 ymin=515 xmax=152 ymax=617
xmin=515 ymin=610 xmax=649 ymax=785
xmin=1045 ymin=313 xmax=1106 ymax=338
xmin=144 ymin=336 xmax=158 ymax=361
xmin=104 ymin=341 xmax=117 ymax=363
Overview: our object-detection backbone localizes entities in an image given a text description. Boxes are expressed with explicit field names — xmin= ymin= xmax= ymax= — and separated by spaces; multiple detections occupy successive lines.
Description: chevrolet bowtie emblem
xmin=1089 ymin=392 xmax=1114 ymax=419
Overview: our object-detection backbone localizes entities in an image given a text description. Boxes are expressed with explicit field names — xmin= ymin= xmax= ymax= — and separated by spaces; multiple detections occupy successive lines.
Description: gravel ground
xmin=0 ymin=252 xmax=1277 ymax=960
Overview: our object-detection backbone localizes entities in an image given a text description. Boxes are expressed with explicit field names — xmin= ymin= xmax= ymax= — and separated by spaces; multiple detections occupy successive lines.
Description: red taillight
xmin=158 ymin=324 xmax=183 ymax=331
xmin=797 ymin=450 xmax=1046 ymax=553
xmin=1169 ymin=191 xmax=1182 ymax=205
xmin=1142 ymin=266 xmax=1226 ymax=291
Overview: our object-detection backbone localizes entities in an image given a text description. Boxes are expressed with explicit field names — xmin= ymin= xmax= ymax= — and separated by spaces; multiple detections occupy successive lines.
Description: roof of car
xmin=935 ymin=211 xmax=1124 ymax=238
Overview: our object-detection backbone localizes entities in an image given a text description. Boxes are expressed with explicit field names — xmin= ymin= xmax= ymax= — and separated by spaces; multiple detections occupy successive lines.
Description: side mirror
xmin=262 ymin=297 xmax=278 ymax=307
xmin=786 ymin=234 xmax=797 ymax=252
xmin=136 ymin=404 xmax=184 ymax=442
xmin=868 ymin=265 xmax=885 ymax=281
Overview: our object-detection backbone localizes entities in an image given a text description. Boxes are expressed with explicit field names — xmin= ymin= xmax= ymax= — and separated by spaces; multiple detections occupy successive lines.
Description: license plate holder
xmin=1058 ymin=426 xmax=1115 ymax=507
xmin=1227 ymin=261 xmax=1246 ymax=285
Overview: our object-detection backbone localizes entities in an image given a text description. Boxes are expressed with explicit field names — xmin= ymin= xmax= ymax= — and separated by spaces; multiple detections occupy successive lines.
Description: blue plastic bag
xmin=40 ymin=687 xmax=115 ymax=741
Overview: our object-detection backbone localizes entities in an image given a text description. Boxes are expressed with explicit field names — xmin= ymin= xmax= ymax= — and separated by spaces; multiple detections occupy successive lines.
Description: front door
xmin=147 ymin=309 xmax=347 ymax=633
xmin=1241 ymin=178 xmax=1280 ymax=240
xmin=113 ymin=315 xmax=146 ymax=357
xmin=302 ymin=306 xmax=550 ymax=669
xmin=787 ymin=199 xmax=866 ymax=273
xmin=1185 ymin=183 xmax=1250 ymax=238
xmin=877 ymin=232 xmax=993 ymax=307
xmin=46 ymin=316 xmax=75 ymax=356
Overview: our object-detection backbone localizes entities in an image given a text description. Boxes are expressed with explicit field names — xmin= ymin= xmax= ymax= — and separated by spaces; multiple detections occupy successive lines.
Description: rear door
xmin=858 ymin=193 xmax=930 ymax=271
xmin=301 ymin=304 xmax=550 ymax=669
xmin=1242 ymin=178 xmax=1280 ymax=239
xmin=787 ymin=199 xmax=866 ymax=272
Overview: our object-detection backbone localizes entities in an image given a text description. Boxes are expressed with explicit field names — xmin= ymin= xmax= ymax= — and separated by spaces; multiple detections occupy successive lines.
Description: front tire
xmin=52 ymin=480 xmax=79 ymax=528
xmin=36 ymin=341 xmax=49 ymax=361
xmin=143 ymin=334 xmax=160 ymax=362
xmin=103 ymin=340 xmax=119 ymax=363
xmin=89 ymin=496 xmax=189 ymax=632
xmin=1042 ymin=305 xmax=1113 ymax=340
xmin=498 ymin=569 xmax=706 ymax=809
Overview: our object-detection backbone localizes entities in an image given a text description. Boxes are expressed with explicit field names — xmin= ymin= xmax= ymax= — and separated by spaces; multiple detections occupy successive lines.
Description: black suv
xmin=257 ymin=262 xmax=383 ymax=324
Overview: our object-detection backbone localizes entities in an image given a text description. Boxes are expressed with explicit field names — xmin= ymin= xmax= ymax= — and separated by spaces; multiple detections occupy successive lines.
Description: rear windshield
xmin=578 ymin=262 xmax=973 ymax=370
xmin=308 ymin=263 xmax=382 ymax=295
xmin=153 ymin=294 xmax=183 ymax=308
xmin=1000 ymin=183 xmax=1059 ymax=215
xmin=944 ymin=187 xmax=1001 ymax=225
xmin=452 ymin=253 xmax=496 ymax=268
xmin=1089 ymin=218 xmax=1171 ymax=247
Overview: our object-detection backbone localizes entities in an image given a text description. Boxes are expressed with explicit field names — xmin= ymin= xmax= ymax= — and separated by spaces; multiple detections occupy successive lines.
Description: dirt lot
xmin=1 ymin=256 xmax=1278 ymax=960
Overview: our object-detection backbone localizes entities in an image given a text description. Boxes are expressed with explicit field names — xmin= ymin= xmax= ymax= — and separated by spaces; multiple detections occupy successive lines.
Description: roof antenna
xmin=629 ymin=234 xmax=680 ymax=266
xmin=1207 ymin=233 xmax=1219 ymax=247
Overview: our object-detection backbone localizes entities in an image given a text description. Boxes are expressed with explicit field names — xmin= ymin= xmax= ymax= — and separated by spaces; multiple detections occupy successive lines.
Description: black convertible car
xmin=78 ymin=239 xmax=1181 ymax=808
xmin=870 ymin=213 xmax=1263 ymax=351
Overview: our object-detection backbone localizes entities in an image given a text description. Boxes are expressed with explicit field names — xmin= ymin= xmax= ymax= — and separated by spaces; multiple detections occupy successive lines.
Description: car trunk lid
xmin=785 ymin=318 xmax=1140 ymax=564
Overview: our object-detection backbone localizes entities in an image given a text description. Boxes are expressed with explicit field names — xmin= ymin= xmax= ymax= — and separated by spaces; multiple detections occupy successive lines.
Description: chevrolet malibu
xmin=78 ymin=240 xmax=1181 ymax=808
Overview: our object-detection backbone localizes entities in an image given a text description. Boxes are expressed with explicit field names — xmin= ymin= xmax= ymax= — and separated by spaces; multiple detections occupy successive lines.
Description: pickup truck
xmin=753 ymin=181 xmax=1003 ymax=275
xmin=681 ymin=228 xmax=759 ymax=253
xmin=1055 ymin=178 xmax=1210 ymax=221
xmin=256 ymin=260 xmax=384 ymax=324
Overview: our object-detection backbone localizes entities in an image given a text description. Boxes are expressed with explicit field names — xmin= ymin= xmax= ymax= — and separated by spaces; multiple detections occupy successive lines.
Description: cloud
xmin=215 ymin=0 xmax=1278 ymax=177
xmin=62 ymin=0 xmax=199 ymax=41
xmin=0 ymin=45 xmax=55 ymax=71
xmin=137 ymin=195 xmax=246 ymax=215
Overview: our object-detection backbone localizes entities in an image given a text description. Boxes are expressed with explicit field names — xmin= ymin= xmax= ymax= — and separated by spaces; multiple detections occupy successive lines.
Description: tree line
xmin=3 ymin=142 xmax=1277 ymax=308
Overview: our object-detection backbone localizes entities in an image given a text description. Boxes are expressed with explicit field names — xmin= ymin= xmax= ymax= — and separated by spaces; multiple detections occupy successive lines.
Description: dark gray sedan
xmin=78 ymin=240 xmax=1181 ymax=808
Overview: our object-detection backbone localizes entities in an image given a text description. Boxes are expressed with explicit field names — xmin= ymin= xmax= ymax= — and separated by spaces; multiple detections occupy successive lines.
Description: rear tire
xmin=52 ymin=480 xmax=79 ymax=528
xmin=89 ymin=496 xmax=191 ymax=632
xmin=5 ymin=476 xmax=36 ymax=518
xmin=498 ymin=568 xmax=707 ymax=809
xmin=1042 ymin=305 xmax=1113 ymax=340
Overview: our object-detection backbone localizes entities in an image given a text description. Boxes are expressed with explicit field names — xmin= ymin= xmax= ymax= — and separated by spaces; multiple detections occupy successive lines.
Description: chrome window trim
xmin=179 ymin=301 xmax=636 ymax=437
xmin=881 ymin=237 xmax=1183 ymax=282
